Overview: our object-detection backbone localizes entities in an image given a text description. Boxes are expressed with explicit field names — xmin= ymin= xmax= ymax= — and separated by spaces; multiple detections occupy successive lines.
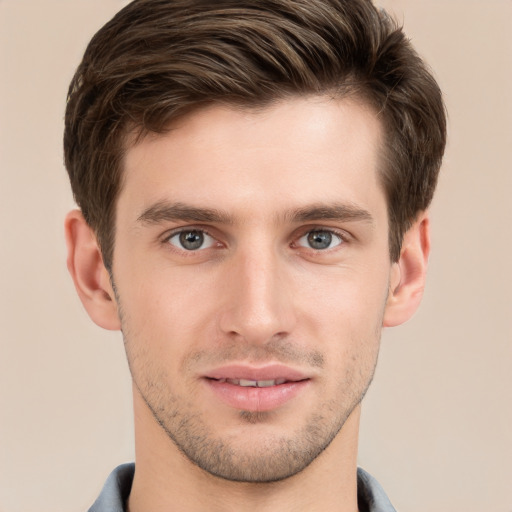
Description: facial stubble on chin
xmin=135 ymin=379 xmax=355 ymax=483
xmin=113 ymin=280 xmax=385 ymax=484
xmin=125 ymin=337 xmax=380 ymax=484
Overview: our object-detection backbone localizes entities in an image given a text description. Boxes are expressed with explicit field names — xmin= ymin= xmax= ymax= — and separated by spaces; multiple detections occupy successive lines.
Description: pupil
xmin=307 ymin=231 xmax=332 ymax=250
xmin=179 ymin=230 xmax=203 ymax=250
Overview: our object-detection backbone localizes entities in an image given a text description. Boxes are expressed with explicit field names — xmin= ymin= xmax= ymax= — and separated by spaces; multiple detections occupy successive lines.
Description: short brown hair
xmin=64 ymin=0 xmax=446 ymax=268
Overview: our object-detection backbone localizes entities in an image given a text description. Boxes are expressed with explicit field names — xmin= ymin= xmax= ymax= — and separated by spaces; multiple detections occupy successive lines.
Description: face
xmin=112 ymin=96 xmax=395 ymax=482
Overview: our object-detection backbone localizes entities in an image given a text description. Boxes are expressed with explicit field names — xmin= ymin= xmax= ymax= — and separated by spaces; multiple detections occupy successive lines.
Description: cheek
xmin=300 ymin=266 xmax=388 ymax=368
xmin=317 ymin=305 xmax=382 ymax=409
xmin=298 ymin=263 xmax=390 ymax=325
xmin=116 ymin=268 xmax=220 ymax=356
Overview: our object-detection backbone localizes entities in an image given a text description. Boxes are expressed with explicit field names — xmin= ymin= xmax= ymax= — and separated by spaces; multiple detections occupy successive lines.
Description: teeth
xmin=239 ymin=379 xmax=258 ymax=387
xmin=224 ymin=378 xmax=287 ymax=387
xmin=257 ymin=379 xmax=276 ymax=388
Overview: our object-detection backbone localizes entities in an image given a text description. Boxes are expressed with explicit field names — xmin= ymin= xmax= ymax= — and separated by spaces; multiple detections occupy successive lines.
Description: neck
xmin=128 ymin=387 xmax=361 ymax=512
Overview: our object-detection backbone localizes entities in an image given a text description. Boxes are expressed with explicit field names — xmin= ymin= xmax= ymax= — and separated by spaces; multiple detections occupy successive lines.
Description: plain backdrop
xmin=1 ymin=1 xmax=511 ymax=511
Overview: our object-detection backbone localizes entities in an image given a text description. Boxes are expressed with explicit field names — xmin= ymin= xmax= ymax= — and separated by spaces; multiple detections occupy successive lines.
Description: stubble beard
xmin=136 ymin=381 xmax=351 ymax=483
xmin=114 ymin=276 xmax=383 ymax=484
xmin=126 ymin=338 xmax=379 ymax=484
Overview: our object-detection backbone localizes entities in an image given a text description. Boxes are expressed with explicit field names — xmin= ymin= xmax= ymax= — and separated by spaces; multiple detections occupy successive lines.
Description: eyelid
xmin=161 ymin=225 xmax=221 ymax=250
xmin=293 ymin=226 xmax=351 ymax=245
xmin=159 ymin=224 xmax=351 ymax=253
xmin=162 ymin=224 xmax=213 ymax=240
xmin=299 ymin=231 xmax=343 ymax=251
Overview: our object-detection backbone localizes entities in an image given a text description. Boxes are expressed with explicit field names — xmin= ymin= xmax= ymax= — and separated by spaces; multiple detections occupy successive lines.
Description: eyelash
xmin=162 ymin=226 xmax=350 ymax=253
xmin=163 ymin=227 xmax=220 ymax=252
xmin=294 ymin=228 xmax=348 ymax=251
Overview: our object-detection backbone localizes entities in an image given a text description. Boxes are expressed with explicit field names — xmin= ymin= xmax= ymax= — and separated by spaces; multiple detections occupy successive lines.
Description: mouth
xmin=203 ymin=364 xmax=311 ymax=412
xmin=214 ymin=378 xmax=288 ymax=387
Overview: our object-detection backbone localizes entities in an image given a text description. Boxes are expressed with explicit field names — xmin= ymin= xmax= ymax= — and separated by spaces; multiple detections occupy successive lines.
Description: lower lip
xmin=204 ymin=379 xmax=309 ymax=412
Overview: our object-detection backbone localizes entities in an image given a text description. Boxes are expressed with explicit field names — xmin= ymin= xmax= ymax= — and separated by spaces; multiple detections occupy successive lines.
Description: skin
xmin=66 ymin=96 xmax=430 ymax=512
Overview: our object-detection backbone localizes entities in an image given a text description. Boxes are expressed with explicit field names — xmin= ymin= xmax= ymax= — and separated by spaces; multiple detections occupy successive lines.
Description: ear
xmin=383 ymin=212 xmax=431 ymax=327
xmin=64 ymin=210 xmax=121 ymax=330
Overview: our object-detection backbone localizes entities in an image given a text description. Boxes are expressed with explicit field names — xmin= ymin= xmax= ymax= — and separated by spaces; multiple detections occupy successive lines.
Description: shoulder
xmin=357 ymin=467 xmax=397 ymax=512
xmin=88 ymin=463 xmax=135 ymax=512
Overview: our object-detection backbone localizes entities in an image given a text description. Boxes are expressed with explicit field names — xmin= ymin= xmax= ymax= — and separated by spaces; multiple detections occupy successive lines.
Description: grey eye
xmin=298 ymin=230 xmax=343 ymax=250
xmin=168 ymin=230 xmax=215 ymax=251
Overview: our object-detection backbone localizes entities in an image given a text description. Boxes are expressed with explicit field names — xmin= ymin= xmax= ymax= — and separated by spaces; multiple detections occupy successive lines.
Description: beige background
xmin=1 ymin=1 xmax=511 ymax=511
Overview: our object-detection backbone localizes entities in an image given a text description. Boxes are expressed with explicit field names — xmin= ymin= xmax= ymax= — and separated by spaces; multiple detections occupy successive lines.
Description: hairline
xmin=103 ymin=90 xmax=397 ymax=272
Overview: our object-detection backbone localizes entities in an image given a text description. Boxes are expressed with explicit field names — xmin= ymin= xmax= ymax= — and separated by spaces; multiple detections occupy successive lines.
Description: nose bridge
xmin=219 ymin=241 xmax=295 ymax=343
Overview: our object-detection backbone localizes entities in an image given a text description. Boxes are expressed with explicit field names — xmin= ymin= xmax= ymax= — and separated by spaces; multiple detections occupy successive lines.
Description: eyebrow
xmin=137 ymin=201 xmax=374 ymax=226
xmin=286 ymin=203 xmax=374 ymax=226
xmin=137 ymin=201 xmax=232 ymax=225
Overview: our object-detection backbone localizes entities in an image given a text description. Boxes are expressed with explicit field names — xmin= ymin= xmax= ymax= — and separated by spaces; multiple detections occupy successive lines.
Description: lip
xmin=203 ymin=364 xmax=311 ymax=412
xmin=205 ymin=364 xmax=308 ymax=382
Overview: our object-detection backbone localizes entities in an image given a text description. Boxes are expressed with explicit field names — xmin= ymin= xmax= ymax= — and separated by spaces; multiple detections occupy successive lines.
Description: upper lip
xmin=204 ymin=364 xmax=309 ymax=382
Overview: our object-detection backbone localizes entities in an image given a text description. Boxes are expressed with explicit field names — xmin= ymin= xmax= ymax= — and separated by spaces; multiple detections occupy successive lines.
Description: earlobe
xmin=383 ymin=212 xmax=431 ymax=327
xmin=65 ymin=210 xmax=121 ymax=331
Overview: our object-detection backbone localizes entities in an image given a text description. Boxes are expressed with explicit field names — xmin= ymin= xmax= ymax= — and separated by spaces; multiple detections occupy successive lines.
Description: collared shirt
xmin=88 ymin=463 xmax=396 ymax=512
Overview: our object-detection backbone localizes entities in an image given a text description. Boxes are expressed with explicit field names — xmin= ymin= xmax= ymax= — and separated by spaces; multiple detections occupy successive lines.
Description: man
xmin=63 ymin=0 xmax=446 ymax=510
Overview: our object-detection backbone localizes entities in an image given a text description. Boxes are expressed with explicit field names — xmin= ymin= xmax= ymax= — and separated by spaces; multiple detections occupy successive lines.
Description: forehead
xmin=120 ymin=95 xmax=385 ymax=222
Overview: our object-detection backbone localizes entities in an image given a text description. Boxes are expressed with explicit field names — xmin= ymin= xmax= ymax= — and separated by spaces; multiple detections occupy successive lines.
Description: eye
xmin=297 ymin=229 xmax=344 ymax=250
xmin=167 ymin=229 xmax=216 ymax=251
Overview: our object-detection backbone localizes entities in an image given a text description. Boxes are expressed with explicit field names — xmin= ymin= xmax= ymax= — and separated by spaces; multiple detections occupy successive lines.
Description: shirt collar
xmin=89 ymin=463 xmax=396 ymax=512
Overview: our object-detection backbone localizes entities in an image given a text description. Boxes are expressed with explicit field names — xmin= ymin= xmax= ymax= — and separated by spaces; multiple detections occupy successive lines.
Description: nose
xmin=218 ymin=246 xmax=297 ymax=345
